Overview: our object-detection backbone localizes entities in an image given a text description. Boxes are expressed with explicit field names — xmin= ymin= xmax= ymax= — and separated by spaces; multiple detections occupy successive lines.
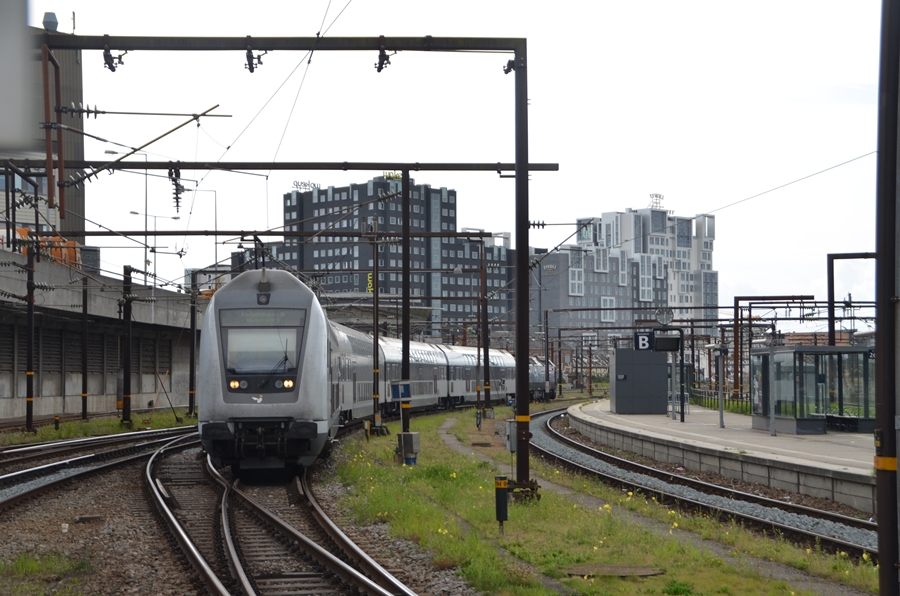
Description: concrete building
xmin=527 ymin=196 xmax=718 ymax=382
xmin=0 ymin=252 xmax=198 ymax=419
xmin=569 ymin=197 xmax=718 ymax=328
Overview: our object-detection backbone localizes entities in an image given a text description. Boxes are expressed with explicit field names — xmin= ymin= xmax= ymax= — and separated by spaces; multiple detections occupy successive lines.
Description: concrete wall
xmin=568 ymin=407 xmax=877 ymax=514
xmin=0 ymin=252 xmax=204 ymax=419
xmin=0 ymin=330 xmax=194 ymax=418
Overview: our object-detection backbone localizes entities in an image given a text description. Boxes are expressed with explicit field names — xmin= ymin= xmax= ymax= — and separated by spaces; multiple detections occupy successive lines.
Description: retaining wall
xmin=568 ymin=408 xmax=877 ymax=515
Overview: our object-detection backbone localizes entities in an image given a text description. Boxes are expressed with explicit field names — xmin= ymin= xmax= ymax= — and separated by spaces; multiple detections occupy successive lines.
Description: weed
xmin=661 ymin=579 xmax=695 ymax=595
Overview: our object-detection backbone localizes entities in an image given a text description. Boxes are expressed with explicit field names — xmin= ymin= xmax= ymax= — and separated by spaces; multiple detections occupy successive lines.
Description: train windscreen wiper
xmin=257 ymin=354 xmax=291 ymax=389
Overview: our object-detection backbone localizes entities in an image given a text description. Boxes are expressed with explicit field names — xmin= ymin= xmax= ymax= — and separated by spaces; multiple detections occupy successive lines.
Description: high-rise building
xmin=530 ymin=197 xmax=718 ymax=341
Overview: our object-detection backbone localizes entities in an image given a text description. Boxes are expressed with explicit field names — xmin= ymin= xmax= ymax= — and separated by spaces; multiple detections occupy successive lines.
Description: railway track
xmin=0 ymin=408 xmax=184 ymax=434
xmin=146 ymin=436 xmax=415 ymax=595
xmin=0 ymin=431 xmax=200 ymax=513
xmin=531 ymin=409 xmax=879 ymax=561
xmin=0 ymin=426 xmax=196 ymax=473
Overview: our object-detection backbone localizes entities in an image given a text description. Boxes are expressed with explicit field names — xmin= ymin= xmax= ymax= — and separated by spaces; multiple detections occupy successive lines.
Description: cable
xmin=269 ymin=1 xmax=347 ymax=168
xmin=604 ymin=151 xmax=878 ymax=256
xmin=705 ymin=151 xmax=876 ymax=215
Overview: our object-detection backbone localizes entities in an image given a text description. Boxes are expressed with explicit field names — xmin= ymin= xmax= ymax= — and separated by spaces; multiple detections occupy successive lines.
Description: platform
xmin=566 ymin=399 xmax=877 ymax=514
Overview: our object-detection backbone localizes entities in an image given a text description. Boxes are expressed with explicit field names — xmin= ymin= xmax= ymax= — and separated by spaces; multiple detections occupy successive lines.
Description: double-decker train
xmin=527 ymin=355 xmax=558 ymax=401
xmin=198 ymin=269 xmax=517 ymax=472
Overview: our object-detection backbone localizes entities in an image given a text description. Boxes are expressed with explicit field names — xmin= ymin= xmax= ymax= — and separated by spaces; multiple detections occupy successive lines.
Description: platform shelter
xmin=750 ymin=345 xmax=874 ymax=435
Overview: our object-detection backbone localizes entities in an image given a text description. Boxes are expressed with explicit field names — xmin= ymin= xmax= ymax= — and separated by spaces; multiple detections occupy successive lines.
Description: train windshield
xmin=220 ymin=308 xmax=305 ymax=374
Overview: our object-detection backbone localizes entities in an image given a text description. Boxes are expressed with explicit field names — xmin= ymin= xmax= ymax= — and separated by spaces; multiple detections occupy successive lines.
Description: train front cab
xmin=198 ymin=269 xmax=335 ymax=472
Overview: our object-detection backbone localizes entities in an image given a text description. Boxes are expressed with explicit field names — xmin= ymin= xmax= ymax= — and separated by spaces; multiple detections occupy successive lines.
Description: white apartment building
xmin=574 ymin=197 xmax=718 ymax=327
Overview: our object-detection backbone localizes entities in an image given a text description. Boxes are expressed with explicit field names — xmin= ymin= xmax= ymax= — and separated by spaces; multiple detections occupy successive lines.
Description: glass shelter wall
xmin=750 ymin=347 xmax=874 ymax=433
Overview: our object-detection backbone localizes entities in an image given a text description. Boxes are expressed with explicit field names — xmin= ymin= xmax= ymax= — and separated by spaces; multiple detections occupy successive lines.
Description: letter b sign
xmin=634 ymin=332 xmax=653 ymax=351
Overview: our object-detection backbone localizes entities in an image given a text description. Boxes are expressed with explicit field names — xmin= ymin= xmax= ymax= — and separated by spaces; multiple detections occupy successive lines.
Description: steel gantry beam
xmin=40 ymin=34 xmax=528 ymax=53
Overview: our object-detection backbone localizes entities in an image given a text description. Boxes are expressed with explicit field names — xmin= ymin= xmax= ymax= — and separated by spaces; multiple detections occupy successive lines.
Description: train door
xmin=448 ymin=364 xmax=455 ymax=398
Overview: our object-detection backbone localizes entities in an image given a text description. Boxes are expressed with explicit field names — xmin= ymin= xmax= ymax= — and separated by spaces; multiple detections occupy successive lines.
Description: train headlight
xmin=275 ymin=380 xmax=284 ymax=389
xmin=283 ymin=379 xmax=294 ymax=389
xmin=229 ymin=380 xmax=240 ymax=389
xmin=239 ymin=380 xmax=248 ymax=389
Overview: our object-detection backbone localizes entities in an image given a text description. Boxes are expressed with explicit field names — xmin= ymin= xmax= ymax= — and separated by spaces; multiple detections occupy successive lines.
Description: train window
xmin=224 ymin=328 xmax=300 ymax=374
xmin=219 ymin=309 xmax=305 ymax=374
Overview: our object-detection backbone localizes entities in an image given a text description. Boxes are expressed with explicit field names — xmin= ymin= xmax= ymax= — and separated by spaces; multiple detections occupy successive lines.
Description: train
xmin=198 ymin=268 xmax=518 ymax=473
xmin=527 ymin=355 xmax=558 ymax=402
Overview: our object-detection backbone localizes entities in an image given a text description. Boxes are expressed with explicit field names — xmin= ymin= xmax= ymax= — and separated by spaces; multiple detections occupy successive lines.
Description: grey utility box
xmin=610 ymin=348 xmax=668 ymax=414
xmin=398 ymin=432 xmax=420 ymax=465
xmin=506 ymin=419 xmax=517 ymax=453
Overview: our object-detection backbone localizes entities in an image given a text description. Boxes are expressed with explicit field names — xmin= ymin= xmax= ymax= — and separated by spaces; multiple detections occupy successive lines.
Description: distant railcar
xmin=528 ymin=355 xmax=557 ymax=401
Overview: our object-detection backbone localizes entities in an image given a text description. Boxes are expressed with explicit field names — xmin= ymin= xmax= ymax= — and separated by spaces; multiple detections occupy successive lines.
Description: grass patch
xmin=335 ymin=406 xmax=878 ymax=595
xmin=0 ymin=411 xmax=196 ymax=448
xmin=0 ymin=552 xmax=91 ymax=595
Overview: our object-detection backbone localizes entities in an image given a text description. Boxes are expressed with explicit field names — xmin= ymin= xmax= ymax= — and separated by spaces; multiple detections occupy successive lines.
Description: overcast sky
xmin=24 ymin=1 xmax=881 ymax=333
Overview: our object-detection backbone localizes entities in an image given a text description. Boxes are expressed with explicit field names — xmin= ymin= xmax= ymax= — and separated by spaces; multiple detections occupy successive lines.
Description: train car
xmin=528 ymin=356 xmax=557 ymax=401
xmin=489 ymin=351 xmax=517 ymax=403
xmin=436 ymin=344 xmax=481 ymax=407
xmin=329 ymin=322 xmax=379 ymax=425
xmin=434 ymin=344 xmax=517 ymax=406
xmin=381 ymin=336 xmax=448 ymax=412
xmin=198 ymin=269 xmax=340 ymax=472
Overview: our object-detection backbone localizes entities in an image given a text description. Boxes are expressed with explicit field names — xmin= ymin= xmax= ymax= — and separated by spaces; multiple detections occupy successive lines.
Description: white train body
xmin=198 ymin=269 xmax=338 ymax=470
xmin=198 ymin=269 xmax=517 ymax=472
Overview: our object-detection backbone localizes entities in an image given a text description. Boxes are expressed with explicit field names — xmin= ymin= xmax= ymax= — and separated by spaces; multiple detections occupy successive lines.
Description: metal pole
xmin=513 ymin=41 xmax=534 ymax=494
xmin=588 ymin=342 xmax=593 ymax=396
xmin=188 ymin=270 xmax=197 ymax=417
xmin=151 ymin=216 xmax=156 ymax=325
xmin=122 ymin=266 xmax=132 ymax=425
xmin=482 ymin=245 xmax=491 ymax=409
xmin=371 ymin=218 xmax=380 ymax=430
xmin=679 ymin=328 xmax=685 ymax=424
xmin=144 ymin=155 xmax=148 ymax=287
xmin=41 ymin=45 xmax=56 ymax=211
xmin=544 ymin=309 xmax=550 ymax=401
xmin=827 ymin=254 xmax=836 ymax=347
xmin=476 ymin=311 xmax=482 ymax=410
xmin=82 ymin=275 xmax=88 ymax=420
xmin=875 ymin=0 xmax=900 ymax=589
xmin=718 ymin=349 xmax=724 ymax=429
xmin=670 ymin=351 xmax=676 ymax=420
xmin=401 ymin=171 xmax=411 ymax=433
xmin=25 ymin=244 xmax=35 ymax=432
xmin=768 ymin=324 xmax=776 ymax=437
xmin=718 ymin=327 xmax=726 ymax=428
xmin=827 ymin=253 xmax=876 ymax=346
xmin=557 ymin=327 xmax=563 ymax=397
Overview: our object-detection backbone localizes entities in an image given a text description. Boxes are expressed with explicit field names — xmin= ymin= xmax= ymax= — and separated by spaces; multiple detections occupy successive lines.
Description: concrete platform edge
xmin=566 ymin=405 xmax=877 ymax=515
